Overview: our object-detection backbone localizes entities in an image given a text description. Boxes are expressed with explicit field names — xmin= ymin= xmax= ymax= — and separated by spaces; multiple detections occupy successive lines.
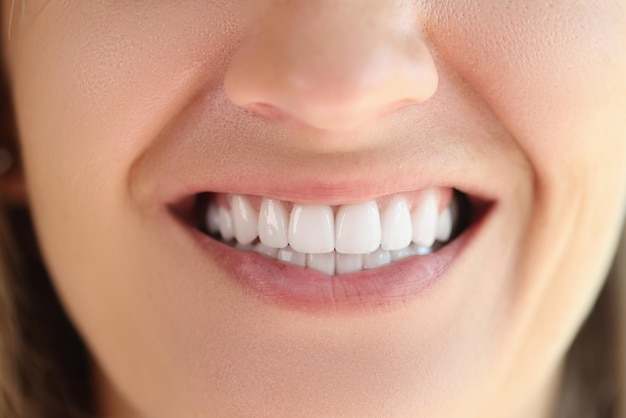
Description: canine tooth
xmin=218 ymin=206 xmax=235 ymax=241
xmin=436 ymin=206 xmax=453 ymax=242
xmin=288 ymin=205 xmax=335 ymax=254
xmin=307 ymin=252 xmax=335 ymax=275
xmin=277 ymin=246 xmax=306 ymax=267
xmin=258 ymin=198 xmax=289 ymax=248
xmin=335 ymin=200 xmax=381 ymax=254
xmin=411 ymin=189 xmax=439 ymax=247
xmin=230 ymin=195 xmax=259 ymax=245
xmin=380 ymin=196 xmax=412 ymax=251
xmin=363 ymin=248 xmax=392 ymax=269
xmin=336 ymin=253 xmax=363 ymax=274
xmin=206 ymin=203 xmax=220 ymax=234
xmin=254 ymin=242 xmax=279 ymax=258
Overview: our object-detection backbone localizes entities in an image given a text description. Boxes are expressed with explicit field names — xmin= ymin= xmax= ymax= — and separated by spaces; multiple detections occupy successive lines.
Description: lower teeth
xmin=226 ymin=238 xmax=444 ymax=275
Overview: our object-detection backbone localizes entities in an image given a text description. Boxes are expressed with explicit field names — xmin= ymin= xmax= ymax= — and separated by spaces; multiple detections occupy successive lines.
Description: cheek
xmin=4 ymin=2 xmax=239 ymax=275
xmin=430 ymin=0 xmax=626 ymax=400
xmin=2 ymin=3 xmax=247 ymax=415
xmin=7 ymin=2 xmax=237 ymax=180
xmin=450 ymin=1 xmax=626 ymax=156
xmin=424 ymin=0 xmax=626 ymax=360
xmin=429 ymin=0 xmax=626 ymax=229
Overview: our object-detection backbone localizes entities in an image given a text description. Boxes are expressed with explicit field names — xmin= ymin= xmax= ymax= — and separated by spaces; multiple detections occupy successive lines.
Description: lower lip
xmin=176 ymin=214 xmax=481 ymax=314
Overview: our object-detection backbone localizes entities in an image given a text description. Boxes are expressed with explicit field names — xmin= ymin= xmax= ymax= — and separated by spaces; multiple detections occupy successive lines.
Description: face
xmin=3 ymin=1 xmax=626 ymax=417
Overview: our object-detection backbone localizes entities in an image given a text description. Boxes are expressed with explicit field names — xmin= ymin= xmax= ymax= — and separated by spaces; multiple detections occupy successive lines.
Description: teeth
xmin=411 ymin=189 xmax=439 ymax=247
xmin=230 ymin=195 xmax=259 ymax=245
xmin=236 ymin=243 xmax=254 ymax=251
xmin=414 ymin=244 xmax=434 ymax=256
xmin=436 ymin=207 xmax=453 ymax=242
xmin=307 ymin=252 xmax=336 ymax=275
xmin=363 ymin=248 xmax=392 ymax=269
xmin=288 ymin=205 xmax=335 ymax=254
xmin=254 ymin=242 xmax=279 ymax=258
xmin=277 ymin=246 xmax=307 ymax=267
xmin=218 ymin=206 xmax=235 ymax=241
xmin=203 ymin=188 xmax=461 ymax=274
xmin=380 ymin=196 xmax=412 ymax=251
xmin=335 ymin=200 xmax=381 ymax=254
xmin=336 ymin=253 xmax=364 ymax=274
xmin=390 ymin=245 xmax=415 ymax=261
xmin=437 ymin=194 xmax=458 ymax=243
xmin=258 ymin=198 xmax=289 ymax=249
xmin=206 ymin=204 xmax=221 ymax=234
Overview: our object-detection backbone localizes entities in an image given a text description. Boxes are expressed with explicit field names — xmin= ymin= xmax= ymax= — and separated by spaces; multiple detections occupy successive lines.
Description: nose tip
xmin=223 ymin=2 xmax=438 ymax=131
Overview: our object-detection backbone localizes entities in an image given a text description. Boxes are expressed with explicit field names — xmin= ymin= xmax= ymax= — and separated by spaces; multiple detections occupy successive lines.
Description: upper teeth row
xmin=205 ymin=188 xmax=457 ymax=256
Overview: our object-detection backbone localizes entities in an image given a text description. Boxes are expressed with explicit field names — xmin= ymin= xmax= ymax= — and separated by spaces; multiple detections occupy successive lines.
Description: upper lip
xmin=128 ymin=99 xmax=506 ymax=212
xmin=130 ymin=138 xmax=501 ymax=212
xmin=133 ymin=167 xmax=500 ymax=229
xmin=139 ymin=166 xmax=496 ymax=216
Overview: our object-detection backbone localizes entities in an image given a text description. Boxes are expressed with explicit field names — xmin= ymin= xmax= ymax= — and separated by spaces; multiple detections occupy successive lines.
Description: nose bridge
xmin=224 ymin=0 xmax=438 ymax=132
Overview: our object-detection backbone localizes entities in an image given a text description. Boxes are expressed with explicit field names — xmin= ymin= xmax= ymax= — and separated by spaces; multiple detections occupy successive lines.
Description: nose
xmin=224 ymin=1 xmax=438 ymax=132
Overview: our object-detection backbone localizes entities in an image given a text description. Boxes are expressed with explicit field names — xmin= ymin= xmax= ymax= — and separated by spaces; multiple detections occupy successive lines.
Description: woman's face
xmin=4 ymin=1 xmax=626 ymax=416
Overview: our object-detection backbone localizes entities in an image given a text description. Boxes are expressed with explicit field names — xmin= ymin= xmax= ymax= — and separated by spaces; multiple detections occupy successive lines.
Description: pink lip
xmin=138 ymin=155 xmax=500 ymax=212
xmin=177 ymin=205 xmax=487 ymax=314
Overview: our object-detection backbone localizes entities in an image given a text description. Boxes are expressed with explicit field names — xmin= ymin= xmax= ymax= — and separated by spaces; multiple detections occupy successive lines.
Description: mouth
xmin=169 ymin=186 xmax=491 ymax=313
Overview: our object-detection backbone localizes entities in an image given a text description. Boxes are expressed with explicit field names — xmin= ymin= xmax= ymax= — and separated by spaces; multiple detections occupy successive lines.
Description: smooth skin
xmin=3 ymin=1 xmax=626 ymax=417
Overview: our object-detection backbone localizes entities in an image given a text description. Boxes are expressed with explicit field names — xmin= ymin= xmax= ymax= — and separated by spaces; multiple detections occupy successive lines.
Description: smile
xmin=197 ymin=187 xmax=464 ymax=275
xmin=165 ymin=180 xmax=491 ymax=312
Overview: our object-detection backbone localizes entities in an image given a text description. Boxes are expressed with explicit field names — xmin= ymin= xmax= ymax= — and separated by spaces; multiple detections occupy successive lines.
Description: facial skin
xmin=3 ymin=1 xmax=626 ymax=417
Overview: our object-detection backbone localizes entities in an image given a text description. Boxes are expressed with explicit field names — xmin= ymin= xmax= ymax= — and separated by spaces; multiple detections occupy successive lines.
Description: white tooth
xmin=363 ymin=248 xmax=391 ymax=269
xmin=258 ymin=198 xmax=289 ymax=248
xmin=218 ymin=206 xmax=235 ymax=241
xmin=307 ymin=252 xmax=335 ymax=275
xmin=436 ymin=206 xmax=453 ymax=242
xmin=335 ymin=201 xmax=381 ymax=254
xmin=206 ymin=203 xmax=220 ymax=234
xmin=288 ymin=205 xmax=335 ymax=254
xmin=380 ymin=197 xmax=412 ymax=251
xmin=390 ymin=246 xmax=413 ymax=261
xmin=254 ymin=242 xmax=279 ymax=258
xmin=230 ymin=195 xmax=259 ymax=245
xmin=277 ymin=246 xmax=306 ymax=267
xmin=336 ymin=253 xmax=363 ymax=274
xmin=411 ymin=189 xmax=439 ymax=247
xmin=413 ymin=244 xmax=433 ymax=256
